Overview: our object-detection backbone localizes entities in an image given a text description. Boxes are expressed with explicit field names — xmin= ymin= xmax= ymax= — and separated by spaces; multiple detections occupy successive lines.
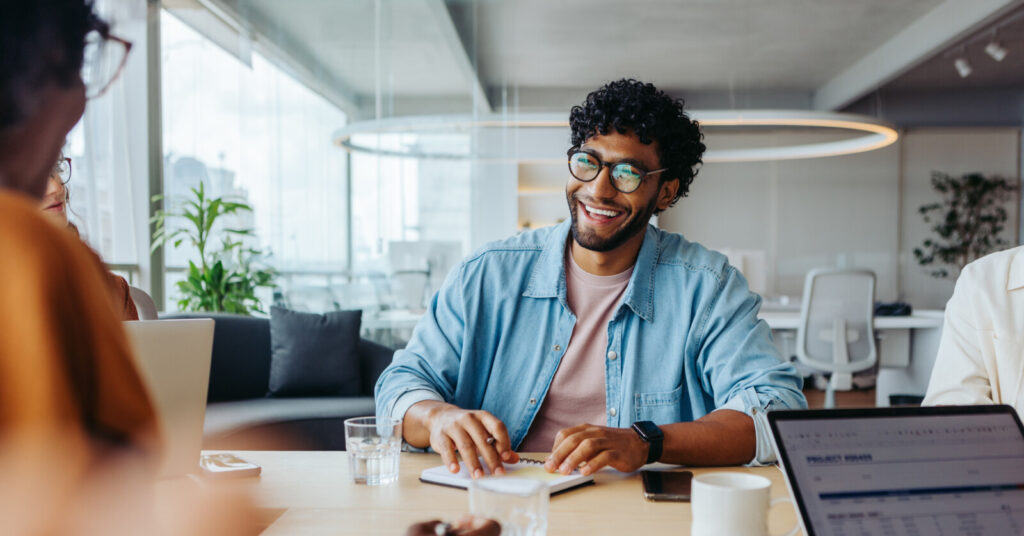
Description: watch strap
xmin=631 ymin=421 xmax=664 ymax=464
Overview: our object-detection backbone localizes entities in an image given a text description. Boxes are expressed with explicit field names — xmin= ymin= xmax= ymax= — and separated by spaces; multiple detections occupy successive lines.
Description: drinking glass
xmin=344 ymin=416 xmax=401 ymax=485
xmin=469 ymin=476 xmax=549 ymax=536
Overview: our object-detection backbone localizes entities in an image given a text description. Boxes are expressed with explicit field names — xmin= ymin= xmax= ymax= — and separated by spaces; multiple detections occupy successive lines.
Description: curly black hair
xmin=0 ymin=0 xmax=104 ymax=130
xmin=569 ymin=79 xmax=705 ymax=209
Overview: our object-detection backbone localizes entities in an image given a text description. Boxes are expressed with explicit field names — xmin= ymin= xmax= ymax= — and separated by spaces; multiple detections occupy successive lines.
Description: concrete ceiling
xmin=883 ymin=6 xmax=1024 ymax=90
xmin=229 ymin=0 xmax=485 ymax=108
xmin=200 ymin=0 xmax=1024 ymax=118
xmin=470 ymin=0 xmax=941 ymax=91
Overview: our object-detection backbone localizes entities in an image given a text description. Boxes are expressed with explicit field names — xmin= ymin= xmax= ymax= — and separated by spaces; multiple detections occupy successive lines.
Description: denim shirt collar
xmin=523 ymin=220 xmax=661 ymax=323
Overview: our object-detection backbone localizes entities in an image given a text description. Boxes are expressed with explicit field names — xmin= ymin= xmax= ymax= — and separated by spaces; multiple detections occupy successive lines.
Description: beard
xmin=567 ymin=191 xmax=658 ymax=253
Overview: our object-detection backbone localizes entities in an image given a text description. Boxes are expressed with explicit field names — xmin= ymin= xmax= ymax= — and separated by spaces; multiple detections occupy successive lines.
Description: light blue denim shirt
xmin=375 ymin=220 xmax=806 ymax=463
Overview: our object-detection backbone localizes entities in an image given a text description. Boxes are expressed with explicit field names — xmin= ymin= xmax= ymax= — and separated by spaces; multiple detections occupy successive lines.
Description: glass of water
xmin=344 ymin=416 xmax=401 ymax=485
xmin=469 ymin=477 xmax=549 ymax=536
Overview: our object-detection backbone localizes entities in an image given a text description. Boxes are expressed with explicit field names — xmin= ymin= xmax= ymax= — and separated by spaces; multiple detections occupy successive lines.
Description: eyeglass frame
xmin=566 ymin=147 xmax=670 ymax=194
xmin=53 ymin=157 xmax=73 ymax=185
xmin=83 ymin=19 xmax=133 ymax=100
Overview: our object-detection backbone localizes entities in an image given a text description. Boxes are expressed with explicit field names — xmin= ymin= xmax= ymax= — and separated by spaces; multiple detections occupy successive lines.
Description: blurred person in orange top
xmin=38 ymin=153 xmax=139 ymax=320
xmin=0 ymin=1 xmax=250 ymax=534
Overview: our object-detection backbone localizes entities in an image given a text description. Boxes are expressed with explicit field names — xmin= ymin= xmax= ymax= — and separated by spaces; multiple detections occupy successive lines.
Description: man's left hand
xmin=544 ymin=424 xmax=648 ymax=476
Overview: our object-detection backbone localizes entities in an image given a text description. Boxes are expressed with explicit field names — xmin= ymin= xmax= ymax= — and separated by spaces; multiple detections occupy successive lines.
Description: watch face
xmin=634 ymin=421 xmax=663 ymax=441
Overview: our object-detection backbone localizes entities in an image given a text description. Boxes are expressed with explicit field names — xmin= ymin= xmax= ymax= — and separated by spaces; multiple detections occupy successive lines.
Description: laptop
xmin=124 ymin=319 xmax=215 ymax=477
xmin=769 ymin=405 xmax=1024 ymax=536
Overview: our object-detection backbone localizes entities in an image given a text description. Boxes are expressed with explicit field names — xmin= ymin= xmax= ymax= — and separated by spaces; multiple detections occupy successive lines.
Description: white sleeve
xmin=923 ymin=272 xmax=994 ymax=406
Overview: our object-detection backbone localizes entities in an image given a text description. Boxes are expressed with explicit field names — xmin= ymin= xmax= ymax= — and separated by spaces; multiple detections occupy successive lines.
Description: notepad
xmin=419 ymin=457 xmax=595 ymax=494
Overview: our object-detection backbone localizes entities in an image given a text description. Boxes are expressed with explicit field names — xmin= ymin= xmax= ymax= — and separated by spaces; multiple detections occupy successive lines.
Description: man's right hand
xmin=405 ymin=401 xmax=519 ymax=479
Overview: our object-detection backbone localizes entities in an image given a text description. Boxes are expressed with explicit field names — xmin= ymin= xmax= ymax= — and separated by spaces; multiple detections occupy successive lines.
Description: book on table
xmin=419 ymin=457 xmax=594 ymax=494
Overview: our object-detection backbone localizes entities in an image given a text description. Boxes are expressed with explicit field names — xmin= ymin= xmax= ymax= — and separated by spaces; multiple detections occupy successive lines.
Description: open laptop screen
xmin=769 ymin=406 xmax=1024 ymax=536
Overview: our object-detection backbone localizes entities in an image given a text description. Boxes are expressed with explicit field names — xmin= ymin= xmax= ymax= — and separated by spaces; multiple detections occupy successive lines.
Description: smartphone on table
xmin=200 ymin=453 xmax=261 ymax=478
xmin=641 ymin=470 xmax=693 ymax=501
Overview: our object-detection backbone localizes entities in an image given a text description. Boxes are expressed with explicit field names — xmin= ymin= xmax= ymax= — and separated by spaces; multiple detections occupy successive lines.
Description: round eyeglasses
xmin=54 ymin=157 xmax=72 ymax=185
xmin=81 ymin=28 xmax=132 ymax=99
xmin=567 ymin=149 xmax=668 ymax=194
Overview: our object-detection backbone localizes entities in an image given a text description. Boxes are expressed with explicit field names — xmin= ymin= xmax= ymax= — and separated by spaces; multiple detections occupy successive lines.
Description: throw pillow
xmin=268 ymin=306 xmax=362 ymax=397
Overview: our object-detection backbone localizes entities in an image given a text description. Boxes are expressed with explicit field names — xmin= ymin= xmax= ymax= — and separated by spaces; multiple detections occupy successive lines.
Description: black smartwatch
xmin=631 ymin=420 xmax=664 ymax=464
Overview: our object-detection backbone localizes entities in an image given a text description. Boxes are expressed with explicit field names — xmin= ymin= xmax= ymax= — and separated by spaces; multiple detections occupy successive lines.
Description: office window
xmin=157 ymin=1 xmax=515 ymax=319
xmin=160 ymin=11 xmax=349 ymax=310
xmin=65 ymin=0 xmax=149 ymax=285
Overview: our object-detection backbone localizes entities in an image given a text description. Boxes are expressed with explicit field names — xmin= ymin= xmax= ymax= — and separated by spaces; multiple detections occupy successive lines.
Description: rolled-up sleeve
xmin=375 ymin=262 xmax=467 ymax=421
xmin=388 ymin=389 xmax=445 ymax=421
xmin=719 ymin=387 xmax=797 ymax=465
xmin=698 ymin=266 xmax=807 ymax=464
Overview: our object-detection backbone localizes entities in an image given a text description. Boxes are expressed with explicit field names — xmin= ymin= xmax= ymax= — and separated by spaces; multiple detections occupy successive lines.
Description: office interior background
xmin=75 ymin=0 xmax=1023 ymax=338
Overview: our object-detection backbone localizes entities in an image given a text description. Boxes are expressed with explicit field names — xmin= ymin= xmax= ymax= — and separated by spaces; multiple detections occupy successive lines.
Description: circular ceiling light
xmin=333 ymin=110 xmax=898 ymax=163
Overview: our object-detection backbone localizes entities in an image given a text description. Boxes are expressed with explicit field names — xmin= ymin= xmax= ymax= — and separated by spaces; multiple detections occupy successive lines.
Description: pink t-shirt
xmin=518 ymin=249 xmax=633 ymax=452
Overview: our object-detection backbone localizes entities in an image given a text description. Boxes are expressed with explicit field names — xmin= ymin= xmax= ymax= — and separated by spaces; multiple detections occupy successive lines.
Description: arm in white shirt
xmin=924 ymin=269 xmax=995 ymax=406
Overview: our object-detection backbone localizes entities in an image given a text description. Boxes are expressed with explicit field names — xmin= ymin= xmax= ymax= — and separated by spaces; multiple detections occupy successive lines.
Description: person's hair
xmin=0 ymin=0 xmax=105 ymax=130
xmin=52 ymin=148 xmax=83 ymax=236
xmin=569 ymin=79 xmax=705 ymax=210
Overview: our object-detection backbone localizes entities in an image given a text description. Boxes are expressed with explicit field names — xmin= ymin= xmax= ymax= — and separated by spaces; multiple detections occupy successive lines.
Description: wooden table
xmin=198 ymin=451 xmax=803 ymax=535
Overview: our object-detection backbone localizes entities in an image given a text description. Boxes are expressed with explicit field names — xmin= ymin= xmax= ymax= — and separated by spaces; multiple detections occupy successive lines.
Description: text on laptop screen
xmin=775 ymin=413 xmax=1024 ymax=535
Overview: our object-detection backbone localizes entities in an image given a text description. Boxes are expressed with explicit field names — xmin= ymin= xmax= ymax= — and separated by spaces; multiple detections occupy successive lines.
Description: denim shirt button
xmin=553 ymin=345 xmax=561 ymax=352
xmin=529 ymin=398 xmax=537 ymax=405
xmin=608 ymin=408 xmax=617 ymax=417
xmin=607 ymin=351 xmax=617 ymax=361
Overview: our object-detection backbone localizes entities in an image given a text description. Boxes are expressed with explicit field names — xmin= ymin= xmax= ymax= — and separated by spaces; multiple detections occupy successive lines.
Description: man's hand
xmin=544 ymin=424 xmax=648 ymax=476
xmin=412 ymin=402 xmax=520 ymax=478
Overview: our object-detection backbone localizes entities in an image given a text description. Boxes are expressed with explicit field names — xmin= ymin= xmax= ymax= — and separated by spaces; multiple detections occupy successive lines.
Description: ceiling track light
xmin=954 ymin=57 xmax=972 ymax=78
xmin=985 ymin=40 xmax=1008 ymax=61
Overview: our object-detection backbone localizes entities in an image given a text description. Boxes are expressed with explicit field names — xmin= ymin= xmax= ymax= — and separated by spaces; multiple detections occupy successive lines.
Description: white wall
xmin=660 ymin=130 xmax=902 ymax=299
xmin=510 ymin=127 xmax=1022 ymax=309
xmin=899 ymin=128 xmax=1021 ymax=308
xmin=658 ymin=127 xmax=1020 ymax=308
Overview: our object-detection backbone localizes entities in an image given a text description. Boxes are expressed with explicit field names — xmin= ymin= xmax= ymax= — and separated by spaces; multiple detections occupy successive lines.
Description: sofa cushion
xmin=268 ymin=306 xmax=362 ymax=396
xmin=357 ymin=338 xmax=398 ymax=396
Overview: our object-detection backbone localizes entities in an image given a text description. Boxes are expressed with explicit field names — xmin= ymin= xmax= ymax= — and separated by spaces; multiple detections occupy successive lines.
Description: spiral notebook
xmin=419 ymin=457 xmax=595 ymax=494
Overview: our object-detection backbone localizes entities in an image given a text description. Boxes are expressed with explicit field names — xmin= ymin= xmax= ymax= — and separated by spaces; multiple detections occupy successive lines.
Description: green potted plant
xmin=152 ymin=182 xmax=276 ymax=314
xmin=913 ymin=171 xmax=1017 ymax=278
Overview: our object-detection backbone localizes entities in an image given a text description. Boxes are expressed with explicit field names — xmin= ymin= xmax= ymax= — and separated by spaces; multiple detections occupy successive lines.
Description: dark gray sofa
xmin=162 ymin=312 xmax=395 ymax=450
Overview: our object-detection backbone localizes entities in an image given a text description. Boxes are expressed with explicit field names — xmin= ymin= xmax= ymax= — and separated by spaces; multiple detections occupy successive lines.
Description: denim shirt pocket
xmin=633 ymin=385 xmax=683 ymax=422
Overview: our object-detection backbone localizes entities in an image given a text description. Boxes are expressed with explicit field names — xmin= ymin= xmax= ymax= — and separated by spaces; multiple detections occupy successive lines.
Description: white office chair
xmin=129 ymin=285 xmax=159 ymax=320
xmin=796 ymin=268 xmax=877 ymax=409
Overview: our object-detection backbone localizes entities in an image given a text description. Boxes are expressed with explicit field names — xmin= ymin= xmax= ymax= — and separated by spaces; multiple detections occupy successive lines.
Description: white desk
xmin=758 ymin=310 xmax=944 ymax=331
xmin=759 ymin=310 xmax=945 ymax=406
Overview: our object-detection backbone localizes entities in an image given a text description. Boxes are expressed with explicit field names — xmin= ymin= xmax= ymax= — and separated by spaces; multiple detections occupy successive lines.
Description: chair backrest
xmin=129 ymin=285 xmax=159 ymax=320
xmin=795 ymin=268 xmax=877 ymax=374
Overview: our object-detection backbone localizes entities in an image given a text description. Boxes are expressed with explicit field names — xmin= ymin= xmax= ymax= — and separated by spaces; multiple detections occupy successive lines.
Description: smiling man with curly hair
xmin=377 ymin=79 xmax=806 ymax=477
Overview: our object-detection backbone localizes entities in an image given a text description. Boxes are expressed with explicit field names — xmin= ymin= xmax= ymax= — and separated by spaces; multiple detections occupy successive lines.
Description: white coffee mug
xmin=690 ymin=472 xmax=799 ymax=536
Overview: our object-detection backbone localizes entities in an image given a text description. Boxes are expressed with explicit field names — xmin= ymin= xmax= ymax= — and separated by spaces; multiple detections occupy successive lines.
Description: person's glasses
xmin=81 ymin=29 xmax=132 ymax=99
xmin=54 ymin=157 xmax=72 ymax=185
xmin=567 ymin=149 xmax=669 ymax=194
